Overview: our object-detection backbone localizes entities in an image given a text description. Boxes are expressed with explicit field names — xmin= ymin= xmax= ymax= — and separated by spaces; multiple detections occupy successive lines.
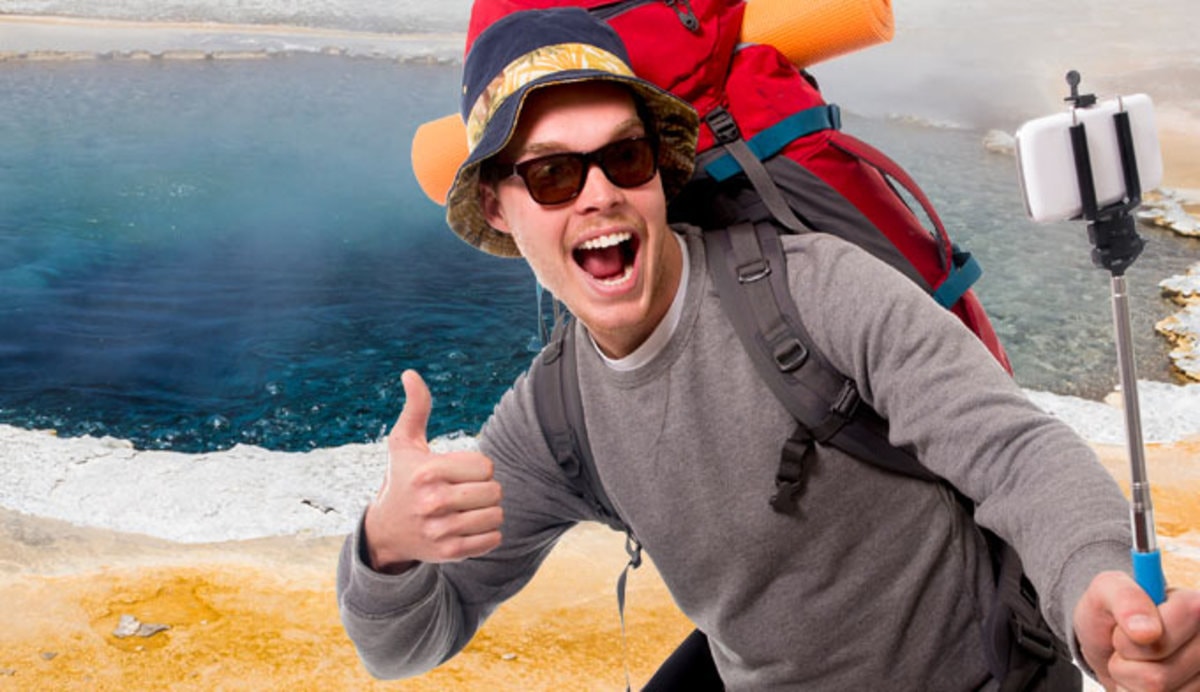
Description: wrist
xmin=360 ymin=507 xmax=417 ymax=575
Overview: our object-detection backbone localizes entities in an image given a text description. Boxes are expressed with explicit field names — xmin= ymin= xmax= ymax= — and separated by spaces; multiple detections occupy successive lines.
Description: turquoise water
xmin=1 ymin=57 xmax=539 ymax=451
xmin=1 ymin=56 xmax=1195 ymax=452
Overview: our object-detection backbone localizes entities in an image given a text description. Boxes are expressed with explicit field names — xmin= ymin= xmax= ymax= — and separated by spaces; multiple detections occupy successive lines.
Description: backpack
xmin=465 ymin=1 xmax=1077 ymax=688
xmin=466 ymin=0 xmax=1011 ymax=371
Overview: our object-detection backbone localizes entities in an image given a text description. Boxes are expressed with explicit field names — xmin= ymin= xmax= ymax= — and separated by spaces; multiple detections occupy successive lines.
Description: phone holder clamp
xmin=1066 ymin=72 xmax=1144 ymax=275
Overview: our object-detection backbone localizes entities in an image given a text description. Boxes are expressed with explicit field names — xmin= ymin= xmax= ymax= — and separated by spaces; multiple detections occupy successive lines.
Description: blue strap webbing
xmin=932 ymin=247 xmax=983 ymax=309
xmin=703 ymin=104 xmax=841 ymax=182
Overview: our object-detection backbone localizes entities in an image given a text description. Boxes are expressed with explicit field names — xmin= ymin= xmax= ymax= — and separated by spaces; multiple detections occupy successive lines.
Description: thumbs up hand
xmin=363 ymin=370 xmax=504 ymax=574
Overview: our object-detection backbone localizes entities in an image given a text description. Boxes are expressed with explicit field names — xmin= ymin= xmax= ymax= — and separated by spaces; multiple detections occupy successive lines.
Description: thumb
xmin=1105 ymin=572 xmax=1165 ymax=647
xmin=392 ymin=370 xmax=432 ymax=452
xmin=1118 ymin=600 xmax=1165 ymax=648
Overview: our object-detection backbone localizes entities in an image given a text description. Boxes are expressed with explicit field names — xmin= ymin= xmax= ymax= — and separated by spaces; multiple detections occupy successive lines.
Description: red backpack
xmin=467 ymin=0 xmax=1012 ymax=370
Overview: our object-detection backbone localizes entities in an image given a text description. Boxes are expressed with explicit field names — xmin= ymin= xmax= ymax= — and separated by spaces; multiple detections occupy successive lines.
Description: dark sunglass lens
xmin=601 ymin=138 xmax=657 ymax=187
xmin=511 ymin=138 xmax=657 ymax=205
xmin=521 ymin=154 xmax=585 ymax=205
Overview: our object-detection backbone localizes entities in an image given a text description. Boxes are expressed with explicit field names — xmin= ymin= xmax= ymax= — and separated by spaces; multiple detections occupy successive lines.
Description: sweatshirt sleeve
xmin=335 ymin=369 xmax=595 ymax=679
xmin=783 ymin=234 xmax=1132 ymax=647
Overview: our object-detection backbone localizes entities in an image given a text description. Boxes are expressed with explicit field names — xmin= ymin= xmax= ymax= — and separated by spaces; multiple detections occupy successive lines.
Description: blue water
xmin=1 ymin=56 xmax=1195 ymax=452
xmin=1 ymin=57 xmax=539 ymax=451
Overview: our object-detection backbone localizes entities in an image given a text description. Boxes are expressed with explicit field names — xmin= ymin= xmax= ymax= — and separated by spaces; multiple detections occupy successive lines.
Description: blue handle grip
xmin=1132 ymin=549 xmax=1166 ymax=605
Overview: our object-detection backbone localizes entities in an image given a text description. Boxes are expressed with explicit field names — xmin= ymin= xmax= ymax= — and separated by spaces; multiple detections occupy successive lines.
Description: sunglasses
xmin=494 ymin=136 xmax=658 ymax=205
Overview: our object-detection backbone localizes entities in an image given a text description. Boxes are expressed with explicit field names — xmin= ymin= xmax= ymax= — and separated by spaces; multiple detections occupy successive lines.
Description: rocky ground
xmin=1 ymin=436 xmax=1197 ymax=690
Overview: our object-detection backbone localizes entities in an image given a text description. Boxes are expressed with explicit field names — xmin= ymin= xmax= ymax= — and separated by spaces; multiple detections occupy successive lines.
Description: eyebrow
xmin=517 ymin=117 xmax=646 ymax=159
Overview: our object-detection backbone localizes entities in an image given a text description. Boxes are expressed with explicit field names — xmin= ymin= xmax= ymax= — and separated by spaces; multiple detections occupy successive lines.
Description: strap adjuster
xmin=736 ymin=259 xmax=771 ymax=283
xmin=1013 ymin=622 xmax=1057 ymax=662
xmin=810 ymin=381 xmax=860 ymax=442
xmin=831 ymin=380 xmax=860 ymax=419
xmin=704 ymin=106 xmax=742 ymax=145
xmin=772 ymin=338 xmax=808 ymax=373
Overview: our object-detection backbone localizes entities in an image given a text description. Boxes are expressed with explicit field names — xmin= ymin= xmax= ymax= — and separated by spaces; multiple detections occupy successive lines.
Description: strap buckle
xmin=770 ymin=429 xmax=813 ymax=513
xmin=1013 ymin=622 xmax=1057 ymax=662
xmin=704 ymin=106 xmax=742 ymax=145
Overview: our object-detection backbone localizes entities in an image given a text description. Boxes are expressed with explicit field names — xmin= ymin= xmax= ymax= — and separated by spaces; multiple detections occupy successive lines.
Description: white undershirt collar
xmin=591 ymin=232 xmax=689 ymax=372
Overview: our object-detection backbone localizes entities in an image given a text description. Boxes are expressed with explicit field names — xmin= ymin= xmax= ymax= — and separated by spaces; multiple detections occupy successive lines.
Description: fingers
xmin=404 ymin=472 xmax=504 ymax=563
xmin=1109 ymin=589 xmax=1200 ymax=690
xmin=416 ymin=505 xmax=505 ymax=561
xmin=392 ymin=370 xmax=433 ymax=452
xmin=421 ymin=525 xmax=504 ymax=563
xmin=1114 ymin=589 xmax=1200 ymax=654
xmin=1076 ymin=571 xmax=1125 ymax=684
xmin=1078 ymin=573 xmax=1200 ymax=692
xmin=411 ymin=451 xmax=498 ymax=485
xmin=411 ymin=468 xmax=503 ymax=516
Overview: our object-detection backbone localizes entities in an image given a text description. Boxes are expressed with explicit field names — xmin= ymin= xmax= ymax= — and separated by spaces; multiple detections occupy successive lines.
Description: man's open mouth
xmin=573 ymin=232 xmax=639 ymax=287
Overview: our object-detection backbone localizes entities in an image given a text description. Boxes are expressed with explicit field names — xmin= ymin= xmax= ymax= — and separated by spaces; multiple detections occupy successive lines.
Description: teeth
xmin=578 ymin=232 xmax=631 ymax=251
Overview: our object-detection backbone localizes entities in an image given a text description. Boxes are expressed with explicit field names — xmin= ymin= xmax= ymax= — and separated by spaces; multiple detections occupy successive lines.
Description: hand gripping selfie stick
xmin=1060 ymin=71 xmax=1166 ymax=604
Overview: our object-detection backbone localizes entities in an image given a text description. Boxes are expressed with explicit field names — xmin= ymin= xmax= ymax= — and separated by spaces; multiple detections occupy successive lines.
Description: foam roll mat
xmin=741 ymin=0 xmax=893 ymax=67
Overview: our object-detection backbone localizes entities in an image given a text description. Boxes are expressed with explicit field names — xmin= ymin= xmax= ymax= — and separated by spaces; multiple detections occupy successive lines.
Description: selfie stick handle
xmin=1066 ymin=71 xmax=1166 ymax=604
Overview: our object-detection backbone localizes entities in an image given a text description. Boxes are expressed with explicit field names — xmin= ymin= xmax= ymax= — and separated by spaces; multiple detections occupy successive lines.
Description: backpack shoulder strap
xmin=529 ymin=323 xmax=647 ymax=692
xmin=704 ymin=221 xmax=1077 ymax=684
xmin=530 ymin=316 xmax=630 ymax=534
xmin=703 ymin=220 xmax=937 ymax=509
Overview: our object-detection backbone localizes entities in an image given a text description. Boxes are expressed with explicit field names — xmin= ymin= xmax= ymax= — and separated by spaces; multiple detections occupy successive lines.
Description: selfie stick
xmin=1063 ymin=71 xmax=1166 ymax=604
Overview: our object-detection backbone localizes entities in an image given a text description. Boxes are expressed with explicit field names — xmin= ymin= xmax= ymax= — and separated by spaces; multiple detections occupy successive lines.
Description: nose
xmin=574 ymin=161 xmax=623 ymax=212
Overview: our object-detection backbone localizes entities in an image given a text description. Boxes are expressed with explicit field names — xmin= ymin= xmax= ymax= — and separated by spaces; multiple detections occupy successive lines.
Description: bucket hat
xmin=444 ymin=7 xmax=699 ymax=258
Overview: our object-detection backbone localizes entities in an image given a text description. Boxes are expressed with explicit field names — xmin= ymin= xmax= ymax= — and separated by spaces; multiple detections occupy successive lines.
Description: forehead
xmin=508 ymin=82 xmax=644 ymax=153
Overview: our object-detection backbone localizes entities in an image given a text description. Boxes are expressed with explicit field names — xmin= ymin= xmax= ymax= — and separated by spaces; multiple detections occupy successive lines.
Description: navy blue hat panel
xmin=460 ymin=7 xmax=632 ymax=119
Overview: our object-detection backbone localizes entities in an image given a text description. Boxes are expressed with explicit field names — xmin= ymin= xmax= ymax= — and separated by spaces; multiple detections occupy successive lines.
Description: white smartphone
xmin=1014 ymin=93 xmax=1162 ymax=223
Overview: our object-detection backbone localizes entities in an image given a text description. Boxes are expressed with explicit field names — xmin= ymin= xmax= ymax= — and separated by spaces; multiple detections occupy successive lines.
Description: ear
xmin=480 ymin=181 xmax=512 ymax=235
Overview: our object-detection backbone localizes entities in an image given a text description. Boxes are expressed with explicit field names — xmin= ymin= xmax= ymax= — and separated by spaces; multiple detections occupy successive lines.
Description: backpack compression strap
xmin=983 ymin=542 xmax=1083 ymax=691
xmin=829 ymin=133 xmax=983 ymax=310
xmin=703 ymin=106 xmax=810 ymax=235
xmin=704 ymin=220 xmax=936 ymax=511
xmin=703 ymin=104 xmax=842 ymax=183
xmin=700 ymin=102 xmax=983 ymax=312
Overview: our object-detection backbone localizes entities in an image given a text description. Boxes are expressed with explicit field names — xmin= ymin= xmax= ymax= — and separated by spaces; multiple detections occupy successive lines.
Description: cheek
xmin=507 ymin=219 xmax=567 ymax=282
xmin=627 ymin=180 xmax=667 ymax=222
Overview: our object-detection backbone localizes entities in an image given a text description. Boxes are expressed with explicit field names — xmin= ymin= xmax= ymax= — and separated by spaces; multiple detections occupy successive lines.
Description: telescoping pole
xmin=1065 ymin=72 xmax=1166 ymax=604
xmin=1109 ymin=272 xmax=1166 ymax=604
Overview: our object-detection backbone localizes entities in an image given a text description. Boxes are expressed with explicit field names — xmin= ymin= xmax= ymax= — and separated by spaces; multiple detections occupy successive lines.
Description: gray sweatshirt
xmin=337 ymin=226 xmax=1131 ymax=689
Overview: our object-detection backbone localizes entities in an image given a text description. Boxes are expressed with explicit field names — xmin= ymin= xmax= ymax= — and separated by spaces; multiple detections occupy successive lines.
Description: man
xmin=338 ymin=8 xmax=1200 ymax=690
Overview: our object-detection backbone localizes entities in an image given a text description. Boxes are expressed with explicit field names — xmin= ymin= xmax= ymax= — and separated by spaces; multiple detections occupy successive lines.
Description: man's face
xmin=481 ymin=82 xmax=683 ymax=359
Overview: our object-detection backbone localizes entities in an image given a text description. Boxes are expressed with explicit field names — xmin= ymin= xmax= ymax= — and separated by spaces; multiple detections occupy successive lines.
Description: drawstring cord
xmin=616 ymin=532 xmax=644 ymax=692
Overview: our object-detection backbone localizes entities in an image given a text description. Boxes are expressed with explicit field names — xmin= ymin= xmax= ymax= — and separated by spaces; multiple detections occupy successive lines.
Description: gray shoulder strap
xmin=702 ymin=220 xmax=935 ymax=495
xmin=530 ymin=317 xmax=629 ymax=534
